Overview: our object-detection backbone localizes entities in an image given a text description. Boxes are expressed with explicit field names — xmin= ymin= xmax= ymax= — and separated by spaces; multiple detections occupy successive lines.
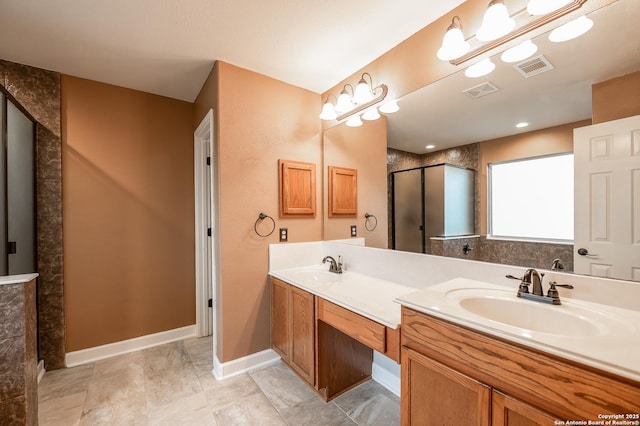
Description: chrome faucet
xmin=322 ymin=256 xmax=343 ymax=274
xmin=523 ymin=268 xmax=544 ymax=296
xmin=551 ymin=258 xmax=564 ymax=271
xmin=506 ymin=268 xmax=574 ymax=305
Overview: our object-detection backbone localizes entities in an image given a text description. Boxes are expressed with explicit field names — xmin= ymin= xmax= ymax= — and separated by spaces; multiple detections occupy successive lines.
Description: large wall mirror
xmin=323 ymin=0 xmax=640 ymax=281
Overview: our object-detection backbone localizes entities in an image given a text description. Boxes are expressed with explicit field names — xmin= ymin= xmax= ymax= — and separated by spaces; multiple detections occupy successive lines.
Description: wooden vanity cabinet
xmin=401 ymin=306 xmax=640 ymax=426
xmin=492 ymin=391 xmax=558 ymax=426
xmin=271 ymin=277 xmax=391 ymax=401
xmin=271 ymin=278 xmax=315 ymax=386
xmin=401 ymin=347 xmax=490 ymax=426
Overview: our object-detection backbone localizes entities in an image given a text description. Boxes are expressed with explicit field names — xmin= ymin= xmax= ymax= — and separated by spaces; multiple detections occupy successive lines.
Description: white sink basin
xmin=289 ymin=269 xmax=339 ymax=284
xmin=446 ymin=288 xmax=631 ymax=338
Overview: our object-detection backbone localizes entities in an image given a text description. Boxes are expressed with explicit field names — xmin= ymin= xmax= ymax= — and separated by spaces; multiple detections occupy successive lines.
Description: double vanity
xmin=269 ymin=241 xmax=640 ymax=425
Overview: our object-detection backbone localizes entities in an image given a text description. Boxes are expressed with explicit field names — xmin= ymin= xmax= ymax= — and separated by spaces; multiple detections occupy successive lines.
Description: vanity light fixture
xmin=319 ymin=94 xmax=338 ymax=120
xmin=465 ymin=58 xmax=496 ymax=78
xmin=501 ymin=39 xmax=538 ymax=63
xmin=336 ymin=84 xmax=355 ymax=113
xmin=438 ymin=0 xmax=588 ymax=65
xmin=353 ymin=73 xmax=375 ymax=104
xmin=346 ymin=115 xmax=363 ymax=127
xmin=476 ymin=0 xmax=515 ymax=42
xmin=319 ymin=72 xmax=398 ymax=125
xmin=548 ymin=15 xmax=593 ymax=42
xmin=437 ymin=16 xmax=471 ymax=61
xmin=362 ymin=107 xmax=380 ymax=121
xmin=527 ymin=0 xmax=572 ymax=16
xmin=379 ymin=99 xmax=399 ymax=114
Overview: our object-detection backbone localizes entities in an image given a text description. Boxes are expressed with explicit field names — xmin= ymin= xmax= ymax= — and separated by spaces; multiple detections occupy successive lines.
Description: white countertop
xmin=0 ymin=273 xmax=39 ymax=286
xmin=269 ymin=265 xmax=416 ymax=329
xmin=396 ymin=278 xmax=640 ymax=382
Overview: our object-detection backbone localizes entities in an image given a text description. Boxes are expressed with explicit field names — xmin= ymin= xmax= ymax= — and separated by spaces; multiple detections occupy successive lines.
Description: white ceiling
xmin=387 ymin=0 xmax=640 ymax=154
xmin=0 ymin=0 xmax=465 ymax=101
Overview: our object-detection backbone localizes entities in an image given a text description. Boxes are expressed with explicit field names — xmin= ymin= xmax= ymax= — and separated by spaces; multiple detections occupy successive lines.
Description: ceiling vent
xmin=514 ymin=55 xmax=555 ymax=78
xmin=463 ymin=81 xmax=500 ymax=99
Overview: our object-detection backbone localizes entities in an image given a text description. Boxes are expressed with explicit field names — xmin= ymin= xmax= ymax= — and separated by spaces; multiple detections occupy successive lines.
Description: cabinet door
xmin=290 ymin=286 xmax=315 ymax=385
xmin=492 ymin=391 xmax=559 ymax=426
xmin=401 ymin=347 xmax=490 ymax=426
xmin=328 ymin=166 xmax=357 ymax=217
xmin=279 ymin=159 xmax=316 ymax=216
xmin=271 ymin=278 xmax=291 ymax=362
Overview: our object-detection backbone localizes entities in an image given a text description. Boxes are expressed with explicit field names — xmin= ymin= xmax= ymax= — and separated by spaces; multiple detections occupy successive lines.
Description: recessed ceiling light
xmin=426 ymin=145 xmax=436 ymax=149
xmin=516 ymin=122 xmax=529 ymax=128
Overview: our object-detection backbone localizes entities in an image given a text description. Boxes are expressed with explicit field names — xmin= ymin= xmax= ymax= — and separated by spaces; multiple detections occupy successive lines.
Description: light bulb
xmin=353 ymin=77 xmax=373 ymax=104
xmin=379 ymin=100 xmax=399 ymax=114
xmin=476 ymin=1 xmax=515 ymax=42
xmin=464 ymin=58 xmax=495 ymax=78
xmin=549 ymin=16 xmax=593 ymax=42
xmin=437 ymin=18 xmax=470 ymax=61
xmin=501 ymin=40 xmax=538 ymax=63
xmin=319 ymin=101 xmax=337 ymax=120
xmin=362 ymin=107 xmax=380 ymax=121
xmin=346 ymin=115 xmax=363 ymax=127
xmin=335 ymin=89 xmax=354 ymax=113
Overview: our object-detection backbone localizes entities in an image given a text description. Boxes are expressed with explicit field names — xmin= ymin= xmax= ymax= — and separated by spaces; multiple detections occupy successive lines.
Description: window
xmin=489 ymin=153 xmax=573 ymax=242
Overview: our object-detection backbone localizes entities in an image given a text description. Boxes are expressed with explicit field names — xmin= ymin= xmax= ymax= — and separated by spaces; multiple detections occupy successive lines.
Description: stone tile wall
xmin=0 ymin=60 xmax=65 ymax=369
xmin=0 ymin=279 xmax=38 ymax=425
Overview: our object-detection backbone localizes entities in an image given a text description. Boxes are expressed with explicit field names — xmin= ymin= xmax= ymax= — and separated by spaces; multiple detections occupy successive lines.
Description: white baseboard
xmin=213 ymin=348 xmax=280 ymax=381
xmin=372 ymin=351 xmax=401 ymax=397
xmin=65 ymin=325 xmax=197 ymax=367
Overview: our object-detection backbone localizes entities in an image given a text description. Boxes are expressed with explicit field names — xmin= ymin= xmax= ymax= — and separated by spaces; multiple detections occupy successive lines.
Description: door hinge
xmin=206 ymin=156 xmax=211 ymax=166
xmin=208 ymin=298 xmax=213 ymax=308
xmin=207 ymin=228 xmax=212 ymax=237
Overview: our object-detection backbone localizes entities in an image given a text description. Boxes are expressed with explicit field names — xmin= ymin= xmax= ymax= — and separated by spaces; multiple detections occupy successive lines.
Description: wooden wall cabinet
xmin=328 ymin=166 xmax=357 ymax=217
xmin=271 ymin=278 xmax=315 ymax=385
xmin=279 ymin=159 xmax=316 ymax=217
xmin=401 ymin=306 xmax=640 ymax=425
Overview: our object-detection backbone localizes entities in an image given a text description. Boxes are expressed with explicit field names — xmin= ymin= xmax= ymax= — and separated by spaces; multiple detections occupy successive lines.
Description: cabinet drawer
xmin=317 ymin=298 xmax=386 ymax=353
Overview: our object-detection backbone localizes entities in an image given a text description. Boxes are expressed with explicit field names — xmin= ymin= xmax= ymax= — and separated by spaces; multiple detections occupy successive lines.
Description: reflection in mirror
xmin=385 ymin=0 xmax=640 ymax=279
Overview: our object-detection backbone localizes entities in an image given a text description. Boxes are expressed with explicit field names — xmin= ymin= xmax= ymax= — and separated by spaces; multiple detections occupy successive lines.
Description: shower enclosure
xmin=391 ymin=163 xmax=474 ymax=254
xmin=0 ymin=92 xmax=37 ymax=275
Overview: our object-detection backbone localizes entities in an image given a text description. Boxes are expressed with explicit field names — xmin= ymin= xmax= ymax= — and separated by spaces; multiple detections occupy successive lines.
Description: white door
xmin=195 ymin=110 xmax=216 ymax=336
xmin=574 ymin=114 xmax=640 ymax=281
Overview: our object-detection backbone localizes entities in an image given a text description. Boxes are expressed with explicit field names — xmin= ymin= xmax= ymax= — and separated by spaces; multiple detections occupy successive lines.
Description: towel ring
xmin=364 ymin=213 xmax=378 ymax=231
xmin=254 ymin=212 xmax=275 ymax=237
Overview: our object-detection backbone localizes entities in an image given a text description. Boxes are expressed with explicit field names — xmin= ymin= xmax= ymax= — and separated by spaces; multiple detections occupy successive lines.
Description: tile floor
xmin=38 ymin=336 xmax=400 ymax=425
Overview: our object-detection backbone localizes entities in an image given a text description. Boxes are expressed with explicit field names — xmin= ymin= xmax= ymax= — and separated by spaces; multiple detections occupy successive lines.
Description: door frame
xmin=194 ymin=109 xmax=216 ymax=338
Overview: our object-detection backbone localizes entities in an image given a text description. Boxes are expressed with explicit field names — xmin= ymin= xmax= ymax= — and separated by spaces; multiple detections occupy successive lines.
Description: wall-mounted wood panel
xmin=279 ymin=159 xmax=316 ymax=217
xmin=328 ymin=166 xmax=357 ymax=217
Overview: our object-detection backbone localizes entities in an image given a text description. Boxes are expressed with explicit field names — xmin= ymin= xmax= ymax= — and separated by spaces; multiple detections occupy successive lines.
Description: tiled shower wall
xmin=0 ymin=60 xmax=65 ymax=369
xmin=387 ymin=146 xmax=574 ymax=271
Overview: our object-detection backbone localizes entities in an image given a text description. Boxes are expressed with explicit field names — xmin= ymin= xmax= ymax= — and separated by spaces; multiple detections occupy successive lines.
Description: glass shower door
xmin=2 ymin=95 xmax=37 ymax=275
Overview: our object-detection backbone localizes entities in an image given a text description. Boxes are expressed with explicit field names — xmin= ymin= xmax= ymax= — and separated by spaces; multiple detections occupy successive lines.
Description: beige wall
xmin=194 ymin=62 xmax=322 ymax=362
xmin=62 ymin=76 xmax=195 ymax=351
xmin=323 ymin=119 xmax=389 ymax=248
xmin=592 ymin=71 xmax=640 ymax=124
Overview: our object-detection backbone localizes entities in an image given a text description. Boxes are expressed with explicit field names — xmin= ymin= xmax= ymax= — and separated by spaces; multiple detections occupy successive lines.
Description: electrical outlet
xmin=279 ymin=228 xmax=288 ymax=242
xmin=350 ymin=225 xmax=357 ymax=237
